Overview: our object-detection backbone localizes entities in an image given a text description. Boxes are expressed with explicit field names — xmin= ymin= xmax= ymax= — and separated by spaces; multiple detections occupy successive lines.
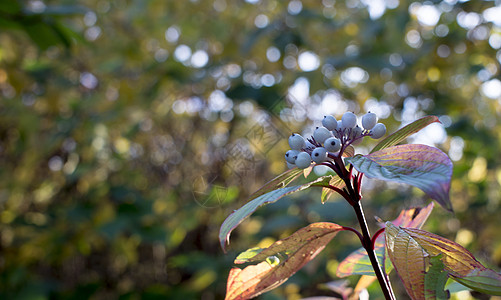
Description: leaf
xmin=250 ymin=168 xmax=304 ymax=200
xmin=225 ymin=222 xmax=345 ymax=300
xmin=424 ymin=255 xmax=450 ymax=300
xmin=386 ymin=223 xmax=501 ymax=298
xmin=321 ymin=175 xmax=345 ymax=203
xmin=234 ymin=247 xmax=264 ymax=264
xmin=389 ymin=202 xmax=434 ymax=229
xmin=370 ymin=116 xmax=440 ymax=153
xmin=347 ymin=144 xmax=453 ymax=211
xmin=401 ymin=226 xmax=485 ymax=276
xmin=451 ymin=269 xmax=501 ymax=296
xmin=337 ymin=203 xmax=434 ymax=278
xmin=352 ymin=275 xmax=376 ymax=299
xmin=219 ymin=176 xmax=331 ymax=252
xmin=0 ymin=0 xmax=21 ymax=14
xmin=343 ymin=145 xmax=355 ymax=157
xmin=336 ymin=245 xmax=392 ymax=277
xmin=385 ymin=222 xmax=429 ymax=300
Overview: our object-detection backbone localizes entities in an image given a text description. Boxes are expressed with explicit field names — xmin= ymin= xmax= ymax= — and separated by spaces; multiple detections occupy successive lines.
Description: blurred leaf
xmin=336 ymin=245 xmax=391 ymax=278
xmin=347 ymin=144 xmax=453 ymax=211
xmin=225 ymin=222 xmax=345 ymax=300
xmin=388 ymin=202 xmax=434 ymax=229
xmin=370 ymin=116 xmax=440 ymax=153
xmin=352 ymin=275 xmax=376 ymax=299
xmin=0 ymin=0 xmax=21 ymax=14
xmin=39 ymin=5 xmax=89 ymax=16
xmin=23 ymin=21 xmax=70 ymax=49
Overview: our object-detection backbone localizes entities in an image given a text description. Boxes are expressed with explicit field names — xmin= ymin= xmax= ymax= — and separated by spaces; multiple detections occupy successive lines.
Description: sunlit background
xmin=1 ymin=0 xmax=501 ymax=299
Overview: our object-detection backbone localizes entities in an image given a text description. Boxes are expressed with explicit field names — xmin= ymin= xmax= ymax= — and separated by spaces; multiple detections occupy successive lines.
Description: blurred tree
xmin=0 ymin=0 xmax=500 ymax=299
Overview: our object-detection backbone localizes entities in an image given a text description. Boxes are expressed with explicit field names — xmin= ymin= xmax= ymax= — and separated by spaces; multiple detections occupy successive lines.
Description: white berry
xmin=288 ymin=133 xmax=305 ymax=150
xmin=313 ymin=127 xmax=332 ymax=144
xmin=324 ymin=137 xmax=341 ymax=152
xmin=313 ymin=165 xmax=331 ymax=176
xmin=322 ymin=115 xmax=338 ymax=131
xmin=370 ymin=123 xmax=386 ymax=139
xmin=351 ymin=125 xmax=363 ymax=139
xmin=337 ymin=120 xmax=343 ymax=130
xmin=311 ymin=147 xmax=328 ymax=164
xmin=295 ymin=152 xmax=312 ymax=169
xmin=341 ymin=112 xmax=357 ymax=129
xmin=285 ymin=150 xmax=300 ymax=164
xmin=362 ymin=112 xmax=377 ymax=130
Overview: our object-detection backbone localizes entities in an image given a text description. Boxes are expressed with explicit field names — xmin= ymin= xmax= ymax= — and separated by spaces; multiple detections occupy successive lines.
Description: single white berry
xmin=324 ymin=137 xmax=341 ymax=152
xmin=351 ymin=125 xmax=363 ymax=139
xmin=370 ymin=123 xmax=386 ymax=139
xmin=362 ymin=112 xmax=377 ymax=130
xmin=337 ymin=120 xmax=343 ymax=130
xmin=313 ymin=127 xmax=332 ymax=144
xmin=341 ymin=112 xmax=357 ymax=129
xmin=285 ymin=150 xmax=300 ymax=164
xmin=295 ymin=152 xmax=312 ymax=169
xmin=322 ymin=115 xmax=338 ymax=131
xmin=288 ymin=133 xmax=305 ymax=150
xmin=311 ymin=147 xmax=328 ymax=164
xmin=313 ymin=165 xmax=332 ymax=176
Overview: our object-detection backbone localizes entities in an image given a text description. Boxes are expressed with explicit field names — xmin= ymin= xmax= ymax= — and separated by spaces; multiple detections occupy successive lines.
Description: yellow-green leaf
xmin=370 ymin=116 xmax=440 ymax=153
xmin=220 ymin=175 xmax=332 ymax=252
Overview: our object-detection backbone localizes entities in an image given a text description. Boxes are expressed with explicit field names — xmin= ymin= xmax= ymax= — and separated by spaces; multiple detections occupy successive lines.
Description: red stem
xmin=372 ymin=227 xmax=386 ymax=250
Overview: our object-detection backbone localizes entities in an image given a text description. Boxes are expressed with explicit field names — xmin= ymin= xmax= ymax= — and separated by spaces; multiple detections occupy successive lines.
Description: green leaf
xmin=234 ymin=247 xmax=264 ymax=264
xmin=347 ymin=144 xmax=453 ymax=211
xmin=219 ymin=175 xmax=331 ymax=252
xmin=336 ymin=245 xmax=392 ymax=277
xmin=0 ymin=0 xmax=21 ymax=14
xmin=337 ymin=203 xmax=433 ymax=278
xmin=225 ymin=222 xmax=345 ymax=300
xmin=249 ymin=168 xmax=304 ymax=200
xmin=370 ymin=116 xmax=440 ymax=153
xmin=452 ymin=269 xmax=501 ymax=296
xmin=424 ymin=255 xmax=450 ymax=300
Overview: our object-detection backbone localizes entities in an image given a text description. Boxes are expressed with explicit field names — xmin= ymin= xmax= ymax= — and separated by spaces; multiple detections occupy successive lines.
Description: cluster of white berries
xmin=285 ymin=112 xmax=386 ymax=169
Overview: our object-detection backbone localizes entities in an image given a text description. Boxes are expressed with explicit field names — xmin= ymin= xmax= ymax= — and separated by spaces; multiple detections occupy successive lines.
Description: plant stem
xmin=329 ymin=152 xmax=395 ymax=299
xmin=352 ymin=201 xmax=395 ymax=300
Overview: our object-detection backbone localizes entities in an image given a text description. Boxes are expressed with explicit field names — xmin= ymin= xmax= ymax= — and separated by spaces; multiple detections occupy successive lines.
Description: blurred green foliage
xmin=0 ymin=0 xmax=501 ymax=299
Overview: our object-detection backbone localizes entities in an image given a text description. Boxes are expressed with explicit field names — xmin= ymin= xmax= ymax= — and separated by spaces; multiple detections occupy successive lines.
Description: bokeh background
xmin=1 ymin=0 xmax=501 ymax=299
